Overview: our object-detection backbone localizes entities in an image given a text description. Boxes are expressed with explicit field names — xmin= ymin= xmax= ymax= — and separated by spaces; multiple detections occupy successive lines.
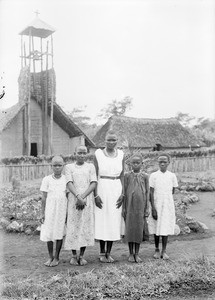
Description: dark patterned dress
xmin=123 ymin=171 xmax=149 ymax=243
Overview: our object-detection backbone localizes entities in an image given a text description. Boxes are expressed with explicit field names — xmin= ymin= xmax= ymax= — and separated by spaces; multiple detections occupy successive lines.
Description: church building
xmin=0 ymin=15 xmax=94 ymax=159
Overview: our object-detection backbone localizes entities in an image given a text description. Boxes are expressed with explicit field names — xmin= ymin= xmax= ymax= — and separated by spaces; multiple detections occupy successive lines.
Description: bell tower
xmin=19 ymin=12 xmax=56 ymax=155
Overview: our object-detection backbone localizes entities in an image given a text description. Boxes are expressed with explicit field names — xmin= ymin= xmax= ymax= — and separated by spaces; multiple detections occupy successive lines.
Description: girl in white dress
xmin=40 ymin=156 xmax=67 ymax=267
xmin=94 ymin=130 xmax=124 ymax=263
xmin=148 ymin=153 xmax=178 ymax=260
xmin=64 ymin=146 xmax=97 ymax=266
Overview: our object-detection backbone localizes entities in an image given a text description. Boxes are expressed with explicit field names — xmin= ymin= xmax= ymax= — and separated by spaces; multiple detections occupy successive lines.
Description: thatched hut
xmin=92 ymin=116 xmax=204 ymax=151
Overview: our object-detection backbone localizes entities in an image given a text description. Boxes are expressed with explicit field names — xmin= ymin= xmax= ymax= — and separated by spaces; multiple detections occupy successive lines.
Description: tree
xmin=98 ymin=96 xmax=133 ymax=119
xmin=175 ymin=112 xmax=195 ymax=127
xmin=175 ymin=112 xmax=215 ymax=146
xmin=67 ymin=106 xmax=91 ymax=128
xmin=193 ymin=118 xmax=215 ymax=146
xmin=67 ymin=106 xmax=101 ymax=139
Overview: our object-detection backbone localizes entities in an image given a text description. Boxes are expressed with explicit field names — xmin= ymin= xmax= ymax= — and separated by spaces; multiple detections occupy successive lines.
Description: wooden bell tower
xmin=19 ymin=12 xmax=56 ymax=155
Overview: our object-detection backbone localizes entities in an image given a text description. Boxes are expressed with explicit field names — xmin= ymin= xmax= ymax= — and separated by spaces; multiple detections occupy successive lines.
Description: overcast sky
xmin=0 ymin=0 xmax=215 ymax=123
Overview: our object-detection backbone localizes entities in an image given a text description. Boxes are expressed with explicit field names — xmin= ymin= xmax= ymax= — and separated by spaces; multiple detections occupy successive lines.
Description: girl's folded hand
xmin=76 ymin=196 xmax=86 ymax=210
xmin=116 ymin=194 xmax=124 ymax=208
xmin=94 ymin=195 xmax=103 ymax=209
xmin=122 ymin=209 xmax=126 ymax=220
xmin=152 ymin=208 xmax=158 ymax=220
xmin=40 ymin=213 xmax=45 ymax=224
xmin=144 ymin=210 xmax=149 ymax=218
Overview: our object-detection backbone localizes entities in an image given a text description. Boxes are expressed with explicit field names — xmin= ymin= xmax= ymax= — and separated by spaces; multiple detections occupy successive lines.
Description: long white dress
xmin=64 ymin=162 xmax=97 ymax=250
xmin=95 ymin=148 xmax=124 ymax=241
xmin=40 ymin=174 xmax=67 ymax=242
xmin=147 ymin=170 xmax=178 ymax=236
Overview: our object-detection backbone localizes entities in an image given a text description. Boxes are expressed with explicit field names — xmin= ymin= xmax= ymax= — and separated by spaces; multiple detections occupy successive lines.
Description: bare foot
xmin=99 ymin=253 xmax=107 ymax=263
xmin=44 ymin=258 xmax=53 ymax=267
xmin=50 ymin=258 xmax=59 ymax=267
xmin=106 ymin=254 xmax=114 ymax=263
xmin=79 ymin=257 xmax=88 ymax=266
xmin=128 ymin=254 xmax=135 ymax=262
xmin=70 ymin=256 xmax=79 ymax=265
xmin=134 ymin=254 xmax=142 ymax=263
xmin=161 ymin=252 xmax=169 ymax=260
xmin=153 ymin=250 xmax=160 ymax=259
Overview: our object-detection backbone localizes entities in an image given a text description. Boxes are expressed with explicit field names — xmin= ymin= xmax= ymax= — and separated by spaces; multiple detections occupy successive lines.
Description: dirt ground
xmin=1 ymin=171 xmax=215 ymax=299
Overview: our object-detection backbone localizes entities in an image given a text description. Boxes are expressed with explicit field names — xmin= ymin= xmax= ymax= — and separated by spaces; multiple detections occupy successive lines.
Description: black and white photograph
xmin=0 ymin=0 xmax=215 ymax=299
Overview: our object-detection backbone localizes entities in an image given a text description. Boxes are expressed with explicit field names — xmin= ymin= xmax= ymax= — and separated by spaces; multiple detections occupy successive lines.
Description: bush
xmin=178 ymin=181 xmax=215 ymax=192
xmin=0 ymin=181 xmax=42 ymax=234
xmin=1 ymin=153 xmax=94 ymax=165
xmin=1 ymin=188 xmax=42 ymax=222
xmin=1 ymin=147 xmax=215 ymax=165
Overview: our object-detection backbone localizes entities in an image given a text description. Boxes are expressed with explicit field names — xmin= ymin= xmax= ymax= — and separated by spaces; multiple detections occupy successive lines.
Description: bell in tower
xmin=18 ymin=12 xmax=56 ymax=155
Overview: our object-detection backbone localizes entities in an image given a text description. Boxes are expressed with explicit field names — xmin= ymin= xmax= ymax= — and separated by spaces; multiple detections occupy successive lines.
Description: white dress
xmin=95 ymin=148 xmax=124 ymax=241
xmin=40 ymin=174 xmax=67 ymax=242
xmin=64 ymin=162 xmax=97 ymax=250
xmin=148 ymin=170 xmax=178 ymax=236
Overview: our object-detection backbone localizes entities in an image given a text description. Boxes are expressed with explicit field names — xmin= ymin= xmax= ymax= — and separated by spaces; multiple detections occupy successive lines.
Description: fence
xmin=0 ymin=163 xmax=52 ymax=184
xmin=170 ymin=155 xmax=215 ymax=173
xmin=1 ymin=155 xmax=215 ymax=184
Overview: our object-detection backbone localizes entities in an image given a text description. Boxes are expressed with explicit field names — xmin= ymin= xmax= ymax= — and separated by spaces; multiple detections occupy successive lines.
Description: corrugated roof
xmin=93 ymin=115 xmax=205 ymax=148
xmin=0 ymin=102 xmax=25 ymax=132
xmin=19 ymin=17 xmax=56 ymax=38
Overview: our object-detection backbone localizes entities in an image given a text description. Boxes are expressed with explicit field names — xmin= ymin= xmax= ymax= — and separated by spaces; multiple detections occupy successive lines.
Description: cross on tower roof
xmin=34 ymin=10 xmax=40 ymax=17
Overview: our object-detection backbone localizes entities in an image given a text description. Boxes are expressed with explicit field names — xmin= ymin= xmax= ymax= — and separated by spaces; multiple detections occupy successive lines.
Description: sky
xmin=0 ymin=0 xmax=215 ymax=124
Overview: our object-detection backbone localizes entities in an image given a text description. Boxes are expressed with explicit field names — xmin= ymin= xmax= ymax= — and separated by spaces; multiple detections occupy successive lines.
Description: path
xmin=2 ymin=193 xmax=215 ymax=280
xmin=1 ymin=191 xmax=215 ymax=300
xmin=188 ymin=192 xmax=215 ymax=231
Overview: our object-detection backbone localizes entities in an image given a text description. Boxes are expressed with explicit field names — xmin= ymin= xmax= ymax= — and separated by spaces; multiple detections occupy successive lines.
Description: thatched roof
xmin=0 ymin=100 xmax=94 ymax=147
xmin=52 ymin=101 xmax=94 ymax=147
xmin=19 ymin=17 xmax=56 ymax=38
xmin=0 ymin=102 xmax=24 ymax=132
xmin=93 ymin=116 xmax=204 ymax=149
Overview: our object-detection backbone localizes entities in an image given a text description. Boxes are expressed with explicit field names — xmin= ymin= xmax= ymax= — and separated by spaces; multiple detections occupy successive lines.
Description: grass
xmin=3 ymin=256 xmax=215 ymax=299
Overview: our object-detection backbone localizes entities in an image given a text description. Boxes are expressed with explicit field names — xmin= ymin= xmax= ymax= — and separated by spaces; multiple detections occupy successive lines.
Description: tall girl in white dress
xmin=94 ymin=130 xmax=124 ymax=263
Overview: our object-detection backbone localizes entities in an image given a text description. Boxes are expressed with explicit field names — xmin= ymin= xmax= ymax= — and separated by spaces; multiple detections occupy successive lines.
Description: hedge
xmin=1 ymin=147 xmax=215 ymax=165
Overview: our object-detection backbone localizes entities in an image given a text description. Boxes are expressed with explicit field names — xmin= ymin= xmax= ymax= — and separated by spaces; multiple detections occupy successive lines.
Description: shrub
xmin=1 ymin=147 xmax=215 ymax=165
xmin=1 ymin=153 xmax=94 ymax=165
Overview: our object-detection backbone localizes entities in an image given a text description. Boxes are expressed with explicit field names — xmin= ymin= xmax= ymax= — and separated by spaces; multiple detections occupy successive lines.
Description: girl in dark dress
xmin=123 ymin=154 xmax=149 ymax=263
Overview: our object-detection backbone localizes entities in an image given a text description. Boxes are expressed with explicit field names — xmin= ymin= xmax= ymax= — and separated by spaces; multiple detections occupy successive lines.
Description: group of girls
xmin=40 ymin=130 xmax=178 ymax=267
